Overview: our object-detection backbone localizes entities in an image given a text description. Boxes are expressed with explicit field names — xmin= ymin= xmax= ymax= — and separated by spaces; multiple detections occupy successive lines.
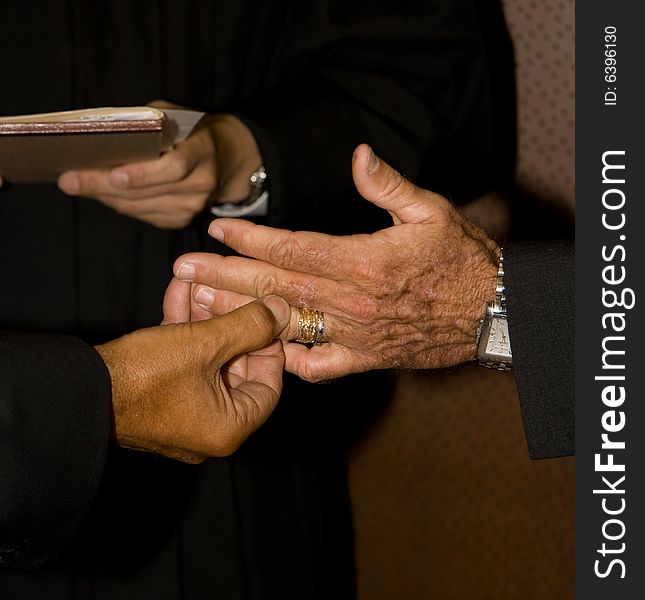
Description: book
xmin=0 ymin=106 xmax=204 ymax=183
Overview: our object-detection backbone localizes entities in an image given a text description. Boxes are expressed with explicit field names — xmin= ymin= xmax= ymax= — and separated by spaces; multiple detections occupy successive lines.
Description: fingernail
xmin=209 ymin=223 xmax=225 ymax=242
xmin=194 ymin=286 xmax=215 ymax=307
xmin=110 ymin=171 xmax=130 ymax=188
xmin=366 ymin=146 xmax=379 ymax=175
xmin=59 ymin=175 xmax=80 ymax=194
xmin=176 ymin=262 xmax=196 ymax=281
xmin=263 ymin=295 xmax=290 ymax=331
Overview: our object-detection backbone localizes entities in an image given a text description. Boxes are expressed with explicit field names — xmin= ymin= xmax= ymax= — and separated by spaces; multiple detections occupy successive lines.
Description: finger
xmin=193 ymin=285 xmax=253 ymax=315
xmin=107 ymin=141 xmax=205 ymax=189
xmin=58 ymin=143 xmax=203 ymax=198
xmin=174 ymin=253 xmax=353 ymax=314
xmin=194 ymin=286 xmax=357 ymax=348
xmin=225 ymin=340 xmax=285 ymax=441
xmin=228 ymin=376 xmax=282 ymax=438
xmin=351 ymin=143 xmax=450 ymax=225
xmin=242 ymin=340 xmax=285 ymax=396
xmin=147 ymin=99 xmax=184 ymax=110
xmin=194 ymin=285 xmax=307 ymax=341
xmin=198 ymin=296 xmax=289 ymax=362
xmin=283 ymin=342 xmax=370 ymax=382
xmin=226 ymin=339 xmax=284 ymax=390
xmin=58 ymin=169 xmax=110 ymax=197
xmin=178 ymin=256 xmax=374 ymax=347
xmin=94 ymin=193 xmax=202 ymax=223
xmin=162 ymin=278 xmax=192 ymax=324
xmin=106 ymin=207 xmax=196 ymax=230
xmin=223 ymin=354 xmax=248 ymax=384
xmin=208 ymin=219 xmax=351 ymax=278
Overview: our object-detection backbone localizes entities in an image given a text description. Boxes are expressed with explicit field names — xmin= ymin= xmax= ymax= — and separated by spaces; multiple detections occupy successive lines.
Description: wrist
xmin=461 ymin=245 xmax=501 ymax=363
xmin=95 ymin=339 xmax=136 ymax=447
xmin=208 ymin=114 xmax=262 ymax=203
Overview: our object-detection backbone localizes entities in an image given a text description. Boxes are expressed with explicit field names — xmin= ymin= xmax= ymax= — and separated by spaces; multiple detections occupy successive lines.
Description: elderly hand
xmin=57 ymin=102 xmax=261 ymax=229
xmin=95 ymin=296 xmax=289 ymax=463
xmin=168 ymin=144 xmax=500 ymax=381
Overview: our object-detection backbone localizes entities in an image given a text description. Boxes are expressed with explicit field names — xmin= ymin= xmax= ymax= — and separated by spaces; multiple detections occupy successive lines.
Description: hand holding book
xmin=0 ymin=101 xmax=263 ymax=229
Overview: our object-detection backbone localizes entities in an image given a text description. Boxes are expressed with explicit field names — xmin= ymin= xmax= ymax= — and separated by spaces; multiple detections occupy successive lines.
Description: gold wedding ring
xmin=296 ymin=308 xmax=325 ymax=345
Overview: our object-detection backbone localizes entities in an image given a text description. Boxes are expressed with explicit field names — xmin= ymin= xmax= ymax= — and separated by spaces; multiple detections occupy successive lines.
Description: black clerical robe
xmin=0 ymin=1 xmax=510 ymax=598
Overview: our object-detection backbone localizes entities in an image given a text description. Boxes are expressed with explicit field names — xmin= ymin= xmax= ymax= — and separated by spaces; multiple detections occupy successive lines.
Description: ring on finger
xmin=295 ymin=308 xmax=325 ymax=345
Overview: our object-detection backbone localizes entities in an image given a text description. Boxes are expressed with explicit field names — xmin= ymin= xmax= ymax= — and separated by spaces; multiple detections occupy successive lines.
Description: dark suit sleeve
xmin=0 ymin=332 xmax=112 ymax=569
xmin=234 ymin=0 xmax=509 ymax=232
xmin=503 ymin=240 xmax=575 ymax=459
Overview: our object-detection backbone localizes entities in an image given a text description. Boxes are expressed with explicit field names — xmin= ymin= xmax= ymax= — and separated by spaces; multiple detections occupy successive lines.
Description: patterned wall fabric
xmin=349 ymin=368 xmax=574 ymax=600
xmin=504 ymin=0 xmax=575 ymax=214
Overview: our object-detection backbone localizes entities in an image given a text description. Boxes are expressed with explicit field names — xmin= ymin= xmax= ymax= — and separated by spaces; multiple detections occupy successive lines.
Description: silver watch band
xmin=476 ymin=250 xmax=513 ymax=370
xmin=478 ymin=356 xmax=513 ymax=372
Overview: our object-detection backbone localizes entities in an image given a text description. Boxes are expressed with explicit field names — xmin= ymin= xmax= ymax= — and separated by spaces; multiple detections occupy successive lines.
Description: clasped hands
xmin=4 ymin=142 xmax=501 ymax=464
xmin=166 ymin=144 xmax=501 ymax=382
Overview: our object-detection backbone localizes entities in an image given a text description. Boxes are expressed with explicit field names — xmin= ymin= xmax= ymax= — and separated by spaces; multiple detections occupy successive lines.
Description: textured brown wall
xmin=349 ymin=368 xmax=574 ymax=599
xmin=505 ymin=0 xmax=575 ymax=216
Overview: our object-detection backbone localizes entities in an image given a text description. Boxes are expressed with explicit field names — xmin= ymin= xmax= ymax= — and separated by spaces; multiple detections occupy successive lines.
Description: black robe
xmin=505 ymin=240 xmax=575 ymax=460
xmin=0 ymin=1 xmax=511 ymax=598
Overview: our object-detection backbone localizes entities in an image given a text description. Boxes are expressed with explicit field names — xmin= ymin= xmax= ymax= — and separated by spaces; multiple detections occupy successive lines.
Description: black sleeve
xmin=234 ymin=0 xmax=509 ymax=232
xmin=504 ymin=240 xmax=575 ymax=459
xmin=0 ymin=332 xmax=112 ymax=569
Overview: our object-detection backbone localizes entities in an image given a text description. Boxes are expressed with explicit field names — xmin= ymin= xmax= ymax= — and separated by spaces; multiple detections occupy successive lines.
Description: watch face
xmin=486 ymin=317 xmax=511 ymax=357
xmin=478 ymin=316 xmax=512 ymax=365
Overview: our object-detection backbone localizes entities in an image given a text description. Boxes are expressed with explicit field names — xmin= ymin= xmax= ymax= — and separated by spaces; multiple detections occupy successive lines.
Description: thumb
xmin=351 ymin=143 xmax=448 ymax=225
xmin=147 ymin=99 xmax=185 ymax=110
xmin=196 ymin=296 xmax=290 ymax=363
xmin=161 ymin=277 xmax=192 ymax=324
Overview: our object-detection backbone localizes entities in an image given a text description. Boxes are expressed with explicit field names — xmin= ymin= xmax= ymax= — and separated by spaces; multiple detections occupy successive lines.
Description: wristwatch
xmin=476 ymin=251 xmax=513 ymax=371
xmin=210 ymin=165 xmax=268 ymax=217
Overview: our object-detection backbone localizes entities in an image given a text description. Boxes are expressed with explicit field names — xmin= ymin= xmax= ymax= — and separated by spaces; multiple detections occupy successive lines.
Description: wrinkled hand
xmin=57 ymin=102 xmax=261 ymax=229
xmin=168 ymin=144 xmax=500 ymax=381
xmin=95 ymin=297 xmax=289 ymax=463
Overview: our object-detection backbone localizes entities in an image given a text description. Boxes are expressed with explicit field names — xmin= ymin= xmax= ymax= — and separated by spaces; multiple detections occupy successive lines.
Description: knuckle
xmin=268 ymin=233 xmax=300 ymax=268
xmin=214 ymin=439 xmax=241 ymax=457
xmin=170 ymin=152 xmax=191 ymax=178
xmin=181 ymin=454 xmax=207 ymax=465
xmin=345 ymin=294 xmax=378 ymax=322
xmin=191 ymin=168 xmax=216 ymax=193
xmin=246 ymin=303 xmax=275 ymax=337
xmin=120 ymin=187 xmax=144 ymax=200
xmin=252 ymin=270 xmax=279 ymax=298
xmin=126 ymin=167 xmax=146 ymax=187
xmin=160 ymin=217 xmax=186 ymax=229
xmin=353 ymin=254 xmax=385 ymax=283
xmin=355 ymin=301 xmax=378 ymax=322
xmin=105 ymin=198 xmax=130 ymax=216
xmin=169 ymin=213 xmax=193 ymax=229
xmin=175 ymin=196 xmax=202 ymax=218
xmin=429 ymin=195 xmax=453 ymax=226
xmin=78 ymin=176 xmax=98 ymax=197
xmin=299 ymin=362 xmax=324 ymax=383
xmin=377 ymin=171 xmax=409 ymax=203
xmin=290 ymin=279 xmax=318 ymax=308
